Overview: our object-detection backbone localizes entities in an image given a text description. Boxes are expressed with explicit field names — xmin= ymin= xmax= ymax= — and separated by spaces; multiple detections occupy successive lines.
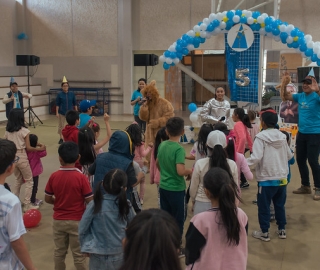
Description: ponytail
xmin=78 ymin=126 xmax=96 ymax=165
xmin=116 ymin=186 xmax=130 ymax=220
xmin=154 ymin=127 xmax=169 ymax=160
xmin=225 ymin=137 xmax=236 ymax=162
xmin=234 ymin=108 xmax=252 ymax=128
xmin=242 ymin=114 xmax=252 ymax=128
xmin=208 ymin=145 xmax=234 ymax=181
xmin=203 ymin=168 xmax=242 ymax=246
xmin=93 ymin=181 xmax=103 ymax=214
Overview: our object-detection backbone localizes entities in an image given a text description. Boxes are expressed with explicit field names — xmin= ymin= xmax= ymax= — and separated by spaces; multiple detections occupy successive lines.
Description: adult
xmin=282 ymin=74 xmax=320 ymax=200
xmin=131 ymin=78 xmax=147 ymax=132
xmin=139 ymin=80 xmax=174 ymax=148
xmin=2 ymin=81 xmax=32 ymax=119
xmin=279 ymin=83 xmax=298 ymax=124
xmin=55 ymin=77 xmax=77 ymax=144
xmin=200 ymin=87 xmax=230 ymax=127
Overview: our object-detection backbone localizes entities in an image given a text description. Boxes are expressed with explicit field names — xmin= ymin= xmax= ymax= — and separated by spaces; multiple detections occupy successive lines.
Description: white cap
xmin=206 ymin=130 xmax=227 ymax=149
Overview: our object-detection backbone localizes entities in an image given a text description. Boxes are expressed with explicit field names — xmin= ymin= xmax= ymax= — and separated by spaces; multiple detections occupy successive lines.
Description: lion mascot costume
xmin=139 ymin=80 xmax=174 ymax=147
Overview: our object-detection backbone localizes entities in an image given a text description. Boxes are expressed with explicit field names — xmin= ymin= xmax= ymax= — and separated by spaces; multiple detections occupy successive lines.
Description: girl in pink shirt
xmin=126 ymin=122 xmax=153 ymax=204
xmin=150 ymin=127 xmax=168 ymax=207
xmin=185 ymin=167 xmax=248 ymax=270
xmin=27 ymin=134 xmax=47 ymax=206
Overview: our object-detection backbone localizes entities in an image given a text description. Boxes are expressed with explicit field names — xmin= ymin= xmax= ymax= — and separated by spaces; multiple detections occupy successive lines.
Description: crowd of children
xmin=0 ymin=100 xmax=298 ymax=270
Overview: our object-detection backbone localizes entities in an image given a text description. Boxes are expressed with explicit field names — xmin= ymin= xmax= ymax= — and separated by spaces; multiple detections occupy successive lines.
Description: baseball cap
xmin=79 ymin=100 xmax=96 ymax=112
xmin=301 ymin=76 xmax=313 ymax=84
xmin=206 ymin=130 xmax=227 ymax=149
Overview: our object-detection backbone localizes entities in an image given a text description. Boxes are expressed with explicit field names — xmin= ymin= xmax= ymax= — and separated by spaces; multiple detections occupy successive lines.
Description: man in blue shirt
xmin=56 ymin=80 xmax=77 ymax=144
xmin=283 ymin=75 xmax=320 ymax=200
xmin=131 ymin=78 xmax=146 ymax=132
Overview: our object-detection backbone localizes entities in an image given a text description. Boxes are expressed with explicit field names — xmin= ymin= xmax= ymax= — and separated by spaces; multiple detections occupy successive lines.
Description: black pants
xmin=30 ymin=176 xmax=39 ymax=204
xmin=134 ymin=115 xmax=146 ymax=133
xmin=240 ymin=148 xmax=251 ymax=184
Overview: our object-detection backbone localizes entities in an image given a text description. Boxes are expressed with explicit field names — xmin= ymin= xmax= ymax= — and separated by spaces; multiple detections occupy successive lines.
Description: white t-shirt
xmin=0 ymin=185 xmax=26 ymax=269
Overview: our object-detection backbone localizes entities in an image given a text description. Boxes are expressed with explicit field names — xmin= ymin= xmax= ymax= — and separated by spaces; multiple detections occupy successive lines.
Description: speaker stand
xmin=145 ymin=66 xmax=148 ymax=82
xmin=24 ymin=65 xmax=43 ymax=128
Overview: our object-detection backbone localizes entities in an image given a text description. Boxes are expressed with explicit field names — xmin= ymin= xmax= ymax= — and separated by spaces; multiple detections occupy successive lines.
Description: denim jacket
xmin=79 ymin=193 xmax=135 ymax=255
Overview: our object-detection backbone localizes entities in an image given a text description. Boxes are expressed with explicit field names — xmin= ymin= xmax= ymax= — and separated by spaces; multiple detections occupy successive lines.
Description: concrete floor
xmin=2 ymin=113 xmax=319 ymax=270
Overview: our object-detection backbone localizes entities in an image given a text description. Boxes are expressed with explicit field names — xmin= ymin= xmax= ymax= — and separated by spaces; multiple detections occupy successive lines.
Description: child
xmin=45 ymin=142 xmax=93 ymax=269
xmin=27 ymin=134 xmax=47 ymax=206
xmin=185 ymin=123 xmax=213 ymax=161
xmin=0 ymin=139 xmax=37 ymax=270
xmin=78 ymin=99 xmax=96 ymax=129
xmin=78 ymin=113 xmax=111 ymax=180
xmin=5 ymin=108 xmax=46 ymax=212
xmin=157 ymin=117 xmax=192 ymax=254
xmin=247 ymin=110 xmax=260 ymax=144
xmin=62 ymin=110 xmax=80 ymax=143
xmin=119 ymin=208 xmax=182 ymax=270
xmin=132 ymin=161 xmax=145 ymax=212
xmin=125 ymin=122 xmax=153 ymax=204
xmin=79 ymin=169 xmax=135 ymax=270
xmin=232 ymin=108 xmax=253 ymax=189
xmin=247 ymin=108 xmax=293 ymax=241
xmin=90 ymin=121 xmax=103 ymax=155
xmin=150 ymin=127 xmax=169 ymax=208
xmin=190 ymin=130 xmax=238 ymax=215
xmin=185 ymin=167 xmax=248 ymax=270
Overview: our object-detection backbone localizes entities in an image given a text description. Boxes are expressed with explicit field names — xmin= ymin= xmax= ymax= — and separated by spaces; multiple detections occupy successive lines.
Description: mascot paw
xmin=149 ymin=119 xmax=159 ymax=128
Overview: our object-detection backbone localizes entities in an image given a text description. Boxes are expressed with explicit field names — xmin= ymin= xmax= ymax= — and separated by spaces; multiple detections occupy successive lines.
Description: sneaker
xmin=240 ymin=181 xmax=250 ymax=189
xmin=252 ymin=230 xmax=270 ymax=242
xmin=23 ymin=203 xmax=39 ymax=212
xmin=276 ymin=229 xmax=286 ymax=239
xmin=140 ymin=199 xmax=144 ymax=205
xmin=178 ymin=246 xmax=185 ymax=258
xmin=35 ymin=199 xmax=43 ymax=206
xmin=313 ymin=188 xmax=320 ymax=201
xmin=293 ymin=185 xmax=311 ymax=194
xmin=58 ymin=138 xmax=63 ymax=144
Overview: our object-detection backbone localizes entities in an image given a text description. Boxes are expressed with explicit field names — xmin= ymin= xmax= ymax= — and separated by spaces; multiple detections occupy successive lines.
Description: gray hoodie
xmin=246 ymin=129 xmax=293 ymax=182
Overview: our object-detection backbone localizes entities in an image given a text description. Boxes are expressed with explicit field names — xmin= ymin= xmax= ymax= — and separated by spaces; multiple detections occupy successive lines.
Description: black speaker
xmin=297 ymin=66 xmax=320 ymax=92
xmin=16 ymin=55 xmax=40 ymax=66
xmin=134 ymin=54 xmax=158 ymax=66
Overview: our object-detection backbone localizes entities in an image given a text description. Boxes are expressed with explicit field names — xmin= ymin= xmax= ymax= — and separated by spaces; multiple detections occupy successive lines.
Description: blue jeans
xmin=296 ymin=132 xmax=320 ymax=188
xmin=257 ymin=185 xmax=287 ymax=233
xmin=89 ymin=253 xmax=123 ymax=270
xmin=159 ymin=188 xmax=185 ymax=238
xmin=134 ymin=115 xmax=146 ymax=133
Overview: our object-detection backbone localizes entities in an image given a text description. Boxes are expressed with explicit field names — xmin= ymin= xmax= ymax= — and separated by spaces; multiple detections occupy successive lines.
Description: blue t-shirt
xmin=78 ymin=113 xmax=91 ymax=129
xmin=292 ymin=92 xmax=320 ymax=134
xmin=131 ymin=89 xmax=143 ymax=116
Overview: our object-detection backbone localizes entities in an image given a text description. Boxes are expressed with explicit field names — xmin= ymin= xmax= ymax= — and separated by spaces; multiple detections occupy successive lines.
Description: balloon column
xmin=23 ymin=209 xmax=42 ymax=228
xmin=160 ymin=10 xmax=320 ymax=69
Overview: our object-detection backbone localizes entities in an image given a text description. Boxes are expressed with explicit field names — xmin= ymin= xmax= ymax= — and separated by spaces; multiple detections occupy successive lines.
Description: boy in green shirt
xmin=157 ymin=117 xmax=192 ymax=255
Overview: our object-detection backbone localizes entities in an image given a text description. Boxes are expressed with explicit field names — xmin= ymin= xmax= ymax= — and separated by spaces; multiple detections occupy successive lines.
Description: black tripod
xmin=24 ymin=64 xmax=43 ymax=128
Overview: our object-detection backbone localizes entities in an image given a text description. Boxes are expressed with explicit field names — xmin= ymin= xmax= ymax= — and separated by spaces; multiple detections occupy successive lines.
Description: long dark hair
xmin=154 ymin=127 xmax=169 ymax=160
xmin=208 ymin=145 xmax=234 ymax=181
xmin=197 ymin=123 xmax=213 ymax=157
xmin=94 ymin=169 xmax=129 ymax=220
xmin=6 ymin=108 xmax=27 ymax=132
xmin=125 ymin=123 xmax=143 ymax=146
xmin=234 ymin=108 xmax=252 ymax=128
xmin=119 ymin=209 xmax=182 ymax=270
xmin=213 ymin=122 xmax=235 ymax=161
xmin=78 ymin=126 xmax=96 ymax=165
xmin=204 ymin=167 xmax=242 ymax=245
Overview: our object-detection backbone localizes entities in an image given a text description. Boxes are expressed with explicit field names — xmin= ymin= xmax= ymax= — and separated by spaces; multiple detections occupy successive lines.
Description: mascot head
xmin=141 ymin=80 xmax=160 ymax=109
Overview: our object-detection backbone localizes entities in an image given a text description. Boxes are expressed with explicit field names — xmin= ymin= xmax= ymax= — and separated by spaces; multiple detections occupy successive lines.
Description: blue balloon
xmin=164 ymin=51 xmax=171 ymax=57
xmin=199 ymin=37 xmax=206 ymax=43
xmin=188 ymin=103 xmax=197 ymax=112
xmin=317 ymin=60 xmax=320 ymax=66
xmin=176 ymin=52 xmax=183 ymax=60
xmin=273 ymin=19 xmax=282 ymax=27
xmin=280 ymin=32 xmax=288 ymax=40
xmin=240 ymin=16 xmax=247 ymax=23
xmin=182 ymin=34 xmax=189 ymax=41
xmin=272 ymin=28 xmax=280 ymax=36
xmin=235 ymin=10 xmax=242 ymax=16
xmin=177 ymin=39 xmax=183 ymax=46
xmin=292 ymin=42 xmax=299 ymax=49
xmin=291 ymin=28 xmax=299 ymax=37
xmin=264 ymin=17 xmax=273 ymax=25
xmin=213 ymin=19 xmax=220 ymax=27
xmin=171 ymin=62 xmax=175 ymax=66
xmin=182 ymin=48 xmax=189 ymax=55
xmin=265 ymin=25 xmax=273 ymax=33
xmin=206 ymin=23 xmax=214 ymax=32
xmin=175 ymin=44 xmax=183 ymax=52
xmin=311 ymin=54 xmax=318 ymax=62
xmin=226 ymin=21 xmax=234 ymax=30
xmin=170 ymin=52 xmax=176 ymax=59
xmin=299 ymin=43 xmax=307 ymax=52
xmin=163 ymin=63 xmax=170 ymax=70
xmin=252 ymin=11 xmax=260 ymax=19
xmin=305 ymin=49 xmax=313 ymax=57
xmin=198 ymin=21 xmax=202 ymax=26
xmin=194 ymin=42 xmax=200 ymax=48
xmin=287 ymin=43 xmax=293 ymax=48
xmin=17 ymin=32 xmax=27 ymax=40
xmin=227 ymin=11 xmax=234 ymax=19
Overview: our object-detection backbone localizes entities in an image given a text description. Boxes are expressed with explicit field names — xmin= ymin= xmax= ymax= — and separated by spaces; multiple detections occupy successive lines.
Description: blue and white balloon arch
xmin=160 ymin=9 xmax=320 ymax=69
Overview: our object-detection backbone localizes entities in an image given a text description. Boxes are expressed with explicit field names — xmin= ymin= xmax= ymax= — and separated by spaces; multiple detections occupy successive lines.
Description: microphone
xmin=219 ymin=116 xmax=225 ymax=121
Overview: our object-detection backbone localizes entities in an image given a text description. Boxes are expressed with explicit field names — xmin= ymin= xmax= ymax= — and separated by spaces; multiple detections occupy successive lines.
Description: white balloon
xmin=203 ymin=18 xmax=210 ymax=25
xmin=222 ymin=11 xmax=227 ymax=16
xmin=159 ymin=55 xmax=165 ymax=62
xmin=274 ymin=36 xmax=281 ymax=42
xmin=313 ymin=45 xmax=320 ymax=54
xmin=233 ymin=15 xmax=240 ymax=23
xmin=216 ymin=12 xmax=224 ymax=20
xmin=242 ymin=10 xmax=248 ymax=16
xmin=261 ymin=13 xmax=268 ymax=18
xmin=267 ymin=32 xmax=273 ymax=38
xmin=168 ymin=45 xmax=176 ymax=52
xmin=257 ymin=16 xmax=264 ymax=24
xmin=259 ymin=28 xmax=266 ymax=36
xmin=187 ymin=30 xmax=195 ymax=37
xmin=194 ymin=25 xmax=200 ymax=32
xmin=200 ymin=31 xmax=207 ymax=38
xmin=305 ymin=34 xmax=312 ymax=42
xmin=246 ymin=11 xmax=252 ymax=18
xmin=279 ymin=24 xmax=286 ymax=32
xmin=286 ymin=24 xmax=294 ymax=34
xmin=173 ymin=58 xmax=180 ymax=64
xmin=200 ymin=23 xmax=207 ymax=31
xmin=220 ymin=21 xmax=226 ymax=29
xmin=307 ymin=41 xmax=314 ymax=49
xmin=209 ymin=13 xmax=216 ymax=21
xmin=206 ymin=33 xmax=212 ymax=39
xmin=214 ymin=28 xmax=221 ymax=34
xmin=187 ymin=44 xmax=195 ymax=51
xmin=165 ymin=58 xmax=173 ymax=64
xmin=286 ymin=36 xmax=293 ymax=44
xmin=247 ymin=17 xmax=254 ymax=24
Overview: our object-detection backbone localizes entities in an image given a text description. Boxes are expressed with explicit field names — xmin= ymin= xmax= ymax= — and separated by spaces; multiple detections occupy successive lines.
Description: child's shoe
xmin=35 ymin=199 xmax=43 ymax=206
xmin=293 ymin=185 xmax=311 ymax=194
xmin=23 ymin=203 xmax=39 ymax=212
xmin=313 ymin=188 xmax=320 ymax=201
xmin=252 ymin=230 xmax=270 ymax=242
xmin=240 ymin=181 xmax=250 ymax=189
xmin=276 ymin=229 xmax=286 ymax=239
